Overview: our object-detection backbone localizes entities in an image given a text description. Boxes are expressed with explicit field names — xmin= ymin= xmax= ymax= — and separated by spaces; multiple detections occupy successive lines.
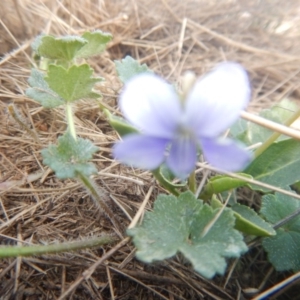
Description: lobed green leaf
xmin=182 ymin=204 xmax=247 ymax=278
xmin=128 ymin=191 xmax=247 ymax=278
xmin=115 ymin=56 xmax=152 ymax=83
xmin=42 ymin=132 xmax=98 ymax=179
xmin=35 ymin=35 xmax=87 ymax=61
xmin=31 ymin=34 xmax=44 ymax=53
xmin=26 ymin=68 xmax=65 ymax=108
xmin=261 ymin=192 xmax=300 ymax=271
xmin=45 ymin=64 xmax=102 ymax=102
xmin=76 ymin=30 xmax=112 ymax=58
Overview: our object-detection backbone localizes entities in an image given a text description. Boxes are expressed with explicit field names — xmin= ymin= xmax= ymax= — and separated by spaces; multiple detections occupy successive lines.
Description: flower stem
xmin=0 ymin=235 xmax=116 ymax=258
xmin=240 ymin=110 xmax=300 ymax=158
xmin=76 ymin=171 xmax=124 ymax=238
xmin=66 ymin=102 xmax=77 ymax=141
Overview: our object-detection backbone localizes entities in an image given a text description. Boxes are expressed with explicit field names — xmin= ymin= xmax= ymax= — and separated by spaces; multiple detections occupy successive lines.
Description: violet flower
xmin=113 ymin=62 xmax=252 ymax=179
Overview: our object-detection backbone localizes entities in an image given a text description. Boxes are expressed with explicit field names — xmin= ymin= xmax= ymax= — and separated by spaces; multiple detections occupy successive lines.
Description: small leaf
xmin=211 ymin=197 xmax=275 ymax=237
xmin=245 ymin=139 xmax=300 ymax=192
xmin=45 ymin=64 xmax=102 ymax=102
xmin=42 ymin=132 xmax=98 ymax=179
xmin=76 ymin=30 xmax=112 ymax=58
xmin=104 ymin=109 xmax=138 ymax=136
xmin=200 ymin=173 xmax=252 ymax=200
xmin=31 ymin=34 xmax=44 ymax=53
xmin=128 ymin=191 xmax=247 ymax=278
xmin=128 ymin=192 xmax=202 ymax=262
xmin=261 ymin=192 xmax=300 ymax=271
xmin=36 ymin=35 xmax=87 ymax=61
xmin=115 ymin=56 xmax=152 ymax=83
xmin=26 ymin=68 xmax=65 ymax=108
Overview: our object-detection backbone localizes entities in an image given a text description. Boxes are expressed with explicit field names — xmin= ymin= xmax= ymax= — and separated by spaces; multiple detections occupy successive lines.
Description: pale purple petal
xmin=166 ymin=136 xmax=197 ymax=179
xmin=184 ymin=62 xmax=251 ymax=137
xmin=200 ymin=137 xmax=252 ymax=171
xmin=120 ymin=74 xmax=181 ymax=138
xmin=113 ymin=134 xmax=169 ymax=170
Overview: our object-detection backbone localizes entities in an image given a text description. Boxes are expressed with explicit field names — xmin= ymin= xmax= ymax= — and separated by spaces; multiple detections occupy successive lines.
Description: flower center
xmin=176 ymin=124 xmax=197 ymax=144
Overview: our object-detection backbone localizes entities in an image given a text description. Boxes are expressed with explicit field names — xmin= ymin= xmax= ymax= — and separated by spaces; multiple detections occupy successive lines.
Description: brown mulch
xmin=1 ymin=0 xmax=300 ymax=299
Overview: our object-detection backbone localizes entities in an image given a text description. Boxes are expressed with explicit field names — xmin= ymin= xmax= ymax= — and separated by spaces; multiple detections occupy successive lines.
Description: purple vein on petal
xmin=166 ymin=136 xmax=197 ymax=179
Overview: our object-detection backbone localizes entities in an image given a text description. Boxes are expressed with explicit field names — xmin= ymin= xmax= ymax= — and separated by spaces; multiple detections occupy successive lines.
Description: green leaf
xmin=182 ymin=205 xmax=247 ymax=278
xmin=42 ymin=132 xmax=98 ymax=179
xmin=128 ymin=192 xmax=202 ymax=262
xmin=104 ymin=109 xmax=138 ymax=136
xmin=200 ymin=173 xmax=252 ymax=200
xmin=211 ymin=197 xmax=275 ymax=237
xmin=45 ymin=64 xmax=102 ymax=102
xmin=247 ymin=99 xmax=297 ymax=145
xmin=128 ymin=191 xmax=247 ymax=278
xmin=261 ymin=192 xmax=300 ymax=271
xmin=76 ymin=30 xmax=112 ymax=58
xmin=115 ymin=56 xmax=152 ymax=83
xmin=231 ymin=99 xmax=298 ymax=145
xmin=230 ymin=118 xmax=248 ymax=139
xmin=231 ymin=203 xmax=275 ymax=236
xmin=291 ymin=181 xmax=300 ymax=193
xmin=245 ymin=139 xmax=300 ymax=192
xmin=31 ymin=34 xmax=44 ymax=53
xmin=26 ymin=68 xmax=65 ymax=108
xmin=36 ymin=35 xmax=87 ymax=61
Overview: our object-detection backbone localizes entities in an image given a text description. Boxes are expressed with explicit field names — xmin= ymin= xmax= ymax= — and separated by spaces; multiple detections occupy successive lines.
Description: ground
xmin=1 ymin=0 xmax=300 ymax=299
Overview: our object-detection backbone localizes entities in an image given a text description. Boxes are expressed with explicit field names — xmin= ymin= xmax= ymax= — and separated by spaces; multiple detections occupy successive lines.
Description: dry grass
xmin=1 ymin=0 xmax=300 ymax=299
